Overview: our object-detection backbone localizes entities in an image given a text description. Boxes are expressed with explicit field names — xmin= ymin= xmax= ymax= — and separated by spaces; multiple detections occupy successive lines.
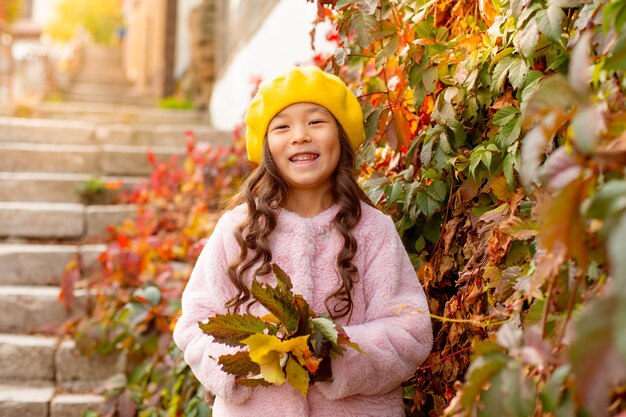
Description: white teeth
xmin=290 ymin=154 xmax=319 ymax=163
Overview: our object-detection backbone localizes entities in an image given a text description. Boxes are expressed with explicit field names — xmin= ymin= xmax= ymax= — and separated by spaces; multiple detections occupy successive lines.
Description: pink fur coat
xmin=173 ymin=202 xmax=433 ymax=417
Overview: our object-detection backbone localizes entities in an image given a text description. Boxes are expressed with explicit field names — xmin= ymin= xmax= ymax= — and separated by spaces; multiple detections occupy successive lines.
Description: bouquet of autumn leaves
xmin=198 ymin=264 xmax=362 ymax=396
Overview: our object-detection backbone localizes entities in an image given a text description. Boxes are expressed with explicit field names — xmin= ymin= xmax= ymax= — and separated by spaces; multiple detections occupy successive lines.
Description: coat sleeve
xmin=173 ymin=214 xmax=256 ymax=404
xmin=316 ymin=215 xmax=433 ymax=400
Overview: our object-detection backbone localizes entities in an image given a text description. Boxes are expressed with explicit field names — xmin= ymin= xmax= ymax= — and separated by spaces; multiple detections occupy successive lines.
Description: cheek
xmin=267 ymin=137 xmax=282 ymax=160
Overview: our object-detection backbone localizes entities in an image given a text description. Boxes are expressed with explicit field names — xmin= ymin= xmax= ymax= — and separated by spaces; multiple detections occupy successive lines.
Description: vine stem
xmin=541 ymin=272 xmax=557 ymax=338
xmin=556 ymin=269 xmax=584 ymax=347
xmin=407 ymin=309 xmax=512 ymax=328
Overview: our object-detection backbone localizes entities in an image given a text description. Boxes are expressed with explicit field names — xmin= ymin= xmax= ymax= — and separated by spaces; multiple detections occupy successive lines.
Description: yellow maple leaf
xmin=285 ymin=356 xmax=310 ymax=396
xmin=241 ymin=334 xmax=312 ymax=387
xmin=259 ymin=358 xmax=286 ymax=385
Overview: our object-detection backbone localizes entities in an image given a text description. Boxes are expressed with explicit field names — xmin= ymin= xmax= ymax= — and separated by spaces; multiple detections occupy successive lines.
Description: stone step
xmin=0 ymin=202 xmax=137 ymax=239
xmin=73 ymin=74 xmax=130 ymax=87
xmin=56 ymin=339 xmax=122 ymax=389
xmin=0 ymin=143 xmax=100 ymax=174
xmin=0 ymin=335 xmax=120 ymax=388
xmin=0 ymin=286 xmax=87 ymax=333
xmin=0 ymin=243 xmax=106 ymax=286
xmin=0 ymin=143 xmax=182 ymax=175
xmin=74 ymin=65 xmax=129 ymax=80
xmin=0 ymin=385 xmax=55 ymax=417
xmin=0 ymin=117 xmax=230 ymax=148
xmin=85 ymin=204 xmax=137 ymax=238
xmin=36 ymin=101 xmax=209 ymax=125
xmin=0 ymin=334 xmax=57 ymax=382
xmin=61 ymin=90 xmax=156 ymax=106
xmin=0 ymin=172 xmax=143 ymax=203
xmin=64 ymin=81 xmax=133 ymax=97
xmin=0 ymin=202 xmax=85 ymax=239
xmin=51 ymin=393 xmax=105 ymax=417
xmin=83 ymin=45 xmax=123 ymax=62
xmin=0 ymin=117 xmax=96 ymax=145
xmin=74 ymin=69 xmax=129 ymax=84
xmin=101 ymin=144 xmax=185 ymax=176
xmin=0 ymin=385 xmax=105 ymax=417
xmin=96 ymin=124 xmax=231 ymax=147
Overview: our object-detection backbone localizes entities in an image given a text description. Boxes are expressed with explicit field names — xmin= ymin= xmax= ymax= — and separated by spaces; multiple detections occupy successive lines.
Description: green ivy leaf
xmin=422 ymin=67 xmax=439 ymax=93
xmin=536 ymin=5 xmax=565 ymax=43
xmin=416 ymin=180 xmax=447 ymax=218
xmin=479 ymin=363 xmax=536 ymax=417
xmin=492 ymin=56 xmax=515 ymax=91
xmin=605 ymin=29 xmax=626 ymax=71
xmin=362 ymin=176 xmax=389 ymax=205
xmin=503 ymin=146 xmax=519 ymax=189
xmin=364 ymin=108 xmax=383 ymax=142
xmin=134 ymin=285 xmax=161 ymax=306
xmin=461 ymin=352 xmax=509 ymax=409
xmin=517 ymin=19 xmax=539 ymax=58
xmin=199 ymin=313 xmax=272 ymax=347
xmin=499 ymin=116 xmax=522 ymax=148
xmin=356 ymin=0 xmax=378 ymax=15
xmin=508 ymin=58 xmax=529 ymax=90
xmin=493 ymin=106 xmax=520 ymax=126
xmin=584 ymin=180 xmax=626 ymax=220
xmin=350 ymin=12 xmax=377 ymax=48
xmin=540 ymin=364 xmax=571 ymax=412
xmin=375 ymin=35 xmax=398 ymax=67
xmin=389 ymin=181 xmax=404 ymax=204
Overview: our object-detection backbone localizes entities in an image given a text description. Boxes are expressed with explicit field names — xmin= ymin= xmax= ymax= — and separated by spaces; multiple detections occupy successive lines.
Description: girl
xmin=173 ymin=66 xmax=432 ymax=417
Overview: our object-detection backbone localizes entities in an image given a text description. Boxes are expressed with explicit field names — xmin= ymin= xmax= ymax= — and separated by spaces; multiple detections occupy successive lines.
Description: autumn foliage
xmin=63 ymin=0 xmax=626 ymax=416
xmin=199 ymin=263 xmax=361 ymax=396
xmin=311 ymin=0 xmax=626 ymax=415
xmin=64 ymin=136 xmax=251 ymax=416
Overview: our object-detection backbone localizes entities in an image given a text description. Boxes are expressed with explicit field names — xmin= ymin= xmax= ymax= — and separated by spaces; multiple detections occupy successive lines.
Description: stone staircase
xmin=0 ymin=106 xmax=231 ymax=416
xmin=60 ymin=45 xmax=152 ymax=105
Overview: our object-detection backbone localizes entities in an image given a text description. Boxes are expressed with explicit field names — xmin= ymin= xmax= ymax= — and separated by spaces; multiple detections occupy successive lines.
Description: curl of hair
xmin=226 ymin=125 xmax=373 ymax=320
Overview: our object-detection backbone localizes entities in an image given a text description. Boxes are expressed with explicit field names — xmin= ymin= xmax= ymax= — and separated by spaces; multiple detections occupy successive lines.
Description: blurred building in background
xmin=1 ymin=0 xmax=332 ymax=124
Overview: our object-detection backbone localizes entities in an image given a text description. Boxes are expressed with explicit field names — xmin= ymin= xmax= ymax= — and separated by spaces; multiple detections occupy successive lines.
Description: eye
xmin=271 ymin=124 xmax=289 ymax=131
xmin=309 ymin=119 xmax=326 ymax=125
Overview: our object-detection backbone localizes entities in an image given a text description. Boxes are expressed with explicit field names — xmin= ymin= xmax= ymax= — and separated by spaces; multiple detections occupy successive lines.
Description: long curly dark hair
xmin=225 ymin=124 xmax=374 ymax=320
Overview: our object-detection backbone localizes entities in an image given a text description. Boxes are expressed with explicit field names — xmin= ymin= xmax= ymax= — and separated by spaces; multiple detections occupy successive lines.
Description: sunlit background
xmin=0 ymin=0 xmax=335 ymax=128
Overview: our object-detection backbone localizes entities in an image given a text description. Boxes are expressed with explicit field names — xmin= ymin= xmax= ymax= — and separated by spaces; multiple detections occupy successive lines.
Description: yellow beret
xmin=244 ymin=66 xmax=365 ymax=163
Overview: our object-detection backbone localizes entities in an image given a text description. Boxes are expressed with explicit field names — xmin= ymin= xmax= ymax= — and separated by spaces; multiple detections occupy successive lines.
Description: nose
xmin=290 ymin=124 xmax=311 ymax=144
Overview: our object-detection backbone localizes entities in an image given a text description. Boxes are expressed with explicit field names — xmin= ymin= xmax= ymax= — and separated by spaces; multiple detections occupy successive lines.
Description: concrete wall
xmin=123 ymin=0 xmax=169 ymax=97
xmin=209 ymin=0 xmax=335 ymax=130
xmin=175 ymin=0 xmax=203 ymax=79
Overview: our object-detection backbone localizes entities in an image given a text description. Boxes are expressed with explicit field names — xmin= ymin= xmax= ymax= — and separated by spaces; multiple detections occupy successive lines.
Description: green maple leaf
xmin=235 ymin=377 xmax=270 ymax=387
xmin=218 ymin=351 xmax=260 ymax=377
xmin=251 ymin=280 xmax=299 ymax=333
xmin=312 ymin=317 xmax=339 ymax=344
xmin=294 ymin=295 xmax=313 ymax=337
xmin=199 ymin=313 xmax=274 ymax=347
xmin=272 ymin=263 xmax=293 ymax=292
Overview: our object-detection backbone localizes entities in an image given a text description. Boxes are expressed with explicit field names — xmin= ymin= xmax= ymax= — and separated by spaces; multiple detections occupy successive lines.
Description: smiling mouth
xmin=289 ymin=153 xmax=319 ymax=164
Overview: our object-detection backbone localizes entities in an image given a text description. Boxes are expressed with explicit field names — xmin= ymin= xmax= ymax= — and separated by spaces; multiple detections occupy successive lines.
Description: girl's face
xmin=267 ymin=103 xmax=341 ymax=198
